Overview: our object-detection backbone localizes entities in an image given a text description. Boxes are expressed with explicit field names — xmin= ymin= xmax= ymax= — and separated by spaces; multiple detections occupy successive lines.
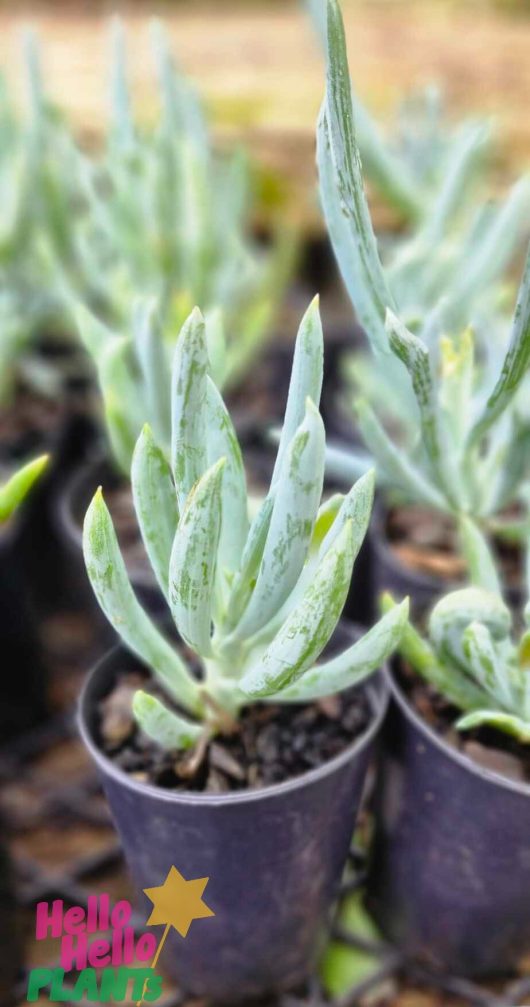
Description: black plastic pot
xmin=0 ymin=516 xmax=49 ymax=739
xmin=79 ymin=634 xmax=388 ymax=1001
xmin=366 ymin=666 xmax=530 ymax=977
xmin=0 ymin=818 xmax=21 ymax=1007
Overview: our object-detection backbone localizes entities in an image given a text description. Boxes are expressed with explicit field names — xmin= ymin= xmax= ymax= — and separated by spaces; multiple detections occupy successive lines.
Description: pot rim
xmin=371 ymin=498 xmax=452 ymax=593
xmin=78 ymin=637 xmax=389 ymax=808
xmin=386 ymin=663 xmax=530 ymax=797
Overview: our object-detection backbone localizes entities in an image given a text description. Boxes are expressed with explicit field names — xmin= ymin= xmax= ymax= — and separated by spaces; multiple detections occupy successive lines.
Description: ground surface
xmin=0 ymin=1 xmax=529 ymax=229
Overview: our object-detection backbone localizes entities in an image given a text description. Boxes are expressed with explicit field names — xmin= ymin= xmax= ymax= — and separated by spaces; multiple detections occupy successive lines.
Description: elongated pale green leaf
xmin=385 ymin=310 xmax=446 ymax=487
xmin=452 ymin=177 xmax=530 ymax=310
xmin=355 ymin=398 xmax=447 ymax=510
xmin=133 ymin=690 xmax=203 ymax=750
xmin=458 ymin=516 xmax=500 ymax=594
xmin=456 ymin=709 xmax=530 ymax=743
xmin=225 ymin=495 xmax=274 ymax=628
xmin=169 ymin=458 xmax=225 ymax=656
xmin=240 ymin=520 xmax=355 ymax=697
xmin=0 ymin=454 xmax=48 ymax=522
xmin=109 ymin=18 xmax=135 ymax=148
xmin=307 ymin=0 xmax=422 ymax=222
xmin=235 ymin=400 xmax=325 ymax=639
xmin=99 ymin=337 xmax=141 ymax=474
xmin=206 ymin=378 xmax=248 ymax=575
xmin=131 ymin=424 xmax=179 ymax=599
xmin=470 ymin=244 xmax=530 ymax=444
xmin=275 ymin=598 xmax=408 ymax=702
xmin=271 ymin=297 xmax=323 ymax=487
xmin=75 ymin=303 xmax=116 ymax=361
xmin=83 ymin=490 xmax=200 ymax=714
xmin=321 ymin=0 xmax=394 ymax=346
xmin=381 ymin=593 xmax=491 ymax=712
xmin=319 ymin=468 xmax=374 ymax=560
xmin=462 ymin=622 xmax=514 ymax=709
xmin=421 ymin=121 xmax=488 ymax=244
xmin=132 ymin=300 xmax=171 ymax=451
xmin=171 ymin=307 xmax=208 ymax=509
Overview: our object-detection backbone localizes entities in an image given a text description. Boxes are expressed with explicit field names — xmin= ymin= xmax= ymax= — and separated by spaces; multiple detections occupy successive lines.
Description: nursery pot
xmin=370 ymin=500 xmax=453 ymax=618
xmin=79 ymin=634 xmax=388 ymax=1001
xmin=0 ymin=515 xmax=48 ymax=739
xmin=366 ymin=665 xmax=530 ymax=977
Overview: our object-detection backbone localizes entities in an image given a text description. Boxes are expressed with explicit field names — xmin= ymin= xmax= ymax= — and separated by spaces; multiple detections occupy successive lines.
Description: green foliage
xmin=0 ymin=454 xmax=49 ymax=523
xmin=62 ymin=21 xmax=293 ymax=420
xmin=0 ymin=34 xmax=80 ymax=404
xmin=83 ymin=300 xmax=408 ymax=751
xmin=385 ymin=526 xmax=530 ymax=744
xmin=319 ymin=0 xmax=530 ymax=535
xmin=318 ymin=0 xmax=530 ymax=348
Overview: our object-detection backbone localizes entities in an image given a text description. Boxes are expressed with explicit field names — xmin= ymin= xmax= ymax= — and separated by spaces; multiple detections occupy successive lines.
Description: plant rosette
xmin=367 ymin=555 xmax=530 ymax=976
xmin=78 ymin=300 xmax=407 ymax=999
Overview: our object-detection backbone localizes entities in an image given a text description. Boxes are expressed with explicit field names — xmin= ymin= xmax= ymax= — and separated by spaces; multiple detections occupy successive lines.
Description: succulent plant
xmin=0 ymin=34 xmax=80 ymax=403
xmin=317 ymin=0 xmax=530 ymax=349
xmin=62 ymin=20 xmax=292 ymax=413
xmin=307 ymin=0 xmax=496 ymax=228
xmin=83 ymin=300 xmax=408 ymax=751
xmin=318 ymin=0 xmax=530 ymax=538
xmin=384 ymin=524 xmax=530 ymax=743
xmin=0 ymin=454 xmax=48 ymax=523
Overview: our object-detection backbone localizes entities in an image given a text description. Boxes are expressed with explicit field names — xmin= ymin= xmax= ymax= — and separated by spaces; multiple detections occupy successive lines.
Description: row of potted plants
xmin=2 ymin=0 xmax=530 ymax=1000
xmin=71 ymin=1 xmax=530 ymax=1000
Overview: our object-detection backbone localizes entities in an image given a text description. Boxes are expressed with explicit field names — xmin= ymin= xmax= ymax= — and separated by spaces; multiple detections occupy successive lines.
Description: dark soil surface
xmin=98 ymin=671 xmax=372 ymax=793
xmin=386 ymin=505 xmax=521 ymax=589
xmin=398 ymin=662 xmax=530 ymax=784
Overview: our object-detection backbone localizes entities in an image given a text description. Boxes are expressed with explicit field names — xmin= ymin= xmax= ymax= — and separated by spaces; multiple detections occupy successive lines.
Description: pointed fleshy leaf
xmin=131 ymin=425 xmax=179 ymax=599
xmin=276 ymin=598 xmax=408 ymax=702
xmin=319 ymin=468 xmax=374 ymax=561
xmin=469 ymin=244 xmax=530 ymax=444
xmin=271 ymin=297 xmax=323 ymax=487
xmin=320 ymin=0 xmax=394 ymax=349
xmin=0 ymin=454 xmax=48 ymax=522
xmin=132 ymin=690 xmax=202 ymax=751
xmin=225 ymin=495 xmax=274 ymax=628
xmin=132 ymin=300 xmax=171 ymax=451
xmin=169 ymin=458 xmax=225 ymax=656
xmin=382 ymin=593 xmax=491 ymax=712
xmin=240 ymin=520 xmax=355 ymax=697
xmin=355 ymin=398 xmax=447 ymax=510
xmin=109 ymin=18 xmax=135 ymax=147
xmin=171 ymin=307 xmax=208 ymax=509
xmin=235 ymin=400 xmax=325 ymax=639
xmin=206 ymin=378 xmax=248 ymax=575
xmin=385 ymin=310 xmax=445 ymax=485
xmin=458 ymin=516 xmax=501 ymax=595
xmin=462 ymin=622 xmax=514 ymax=709
xmin=456 ymin=709 xmax=530 ymax=743
xmin=83 ymin=490 xmax=200 ymax=714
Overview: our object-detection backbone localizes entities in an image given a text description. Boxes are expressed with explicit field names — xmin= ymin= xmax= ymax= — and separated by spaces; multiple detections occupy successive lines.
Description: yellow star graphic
xmin=143 ymin=865 xmax=215 ymax=939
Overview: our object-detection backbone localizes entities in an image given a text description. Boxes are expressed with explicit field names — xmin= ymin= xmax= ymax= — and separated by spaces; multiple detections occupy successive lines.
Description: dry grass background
xmin=0 ymin=0 xmax=529 ymax=228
